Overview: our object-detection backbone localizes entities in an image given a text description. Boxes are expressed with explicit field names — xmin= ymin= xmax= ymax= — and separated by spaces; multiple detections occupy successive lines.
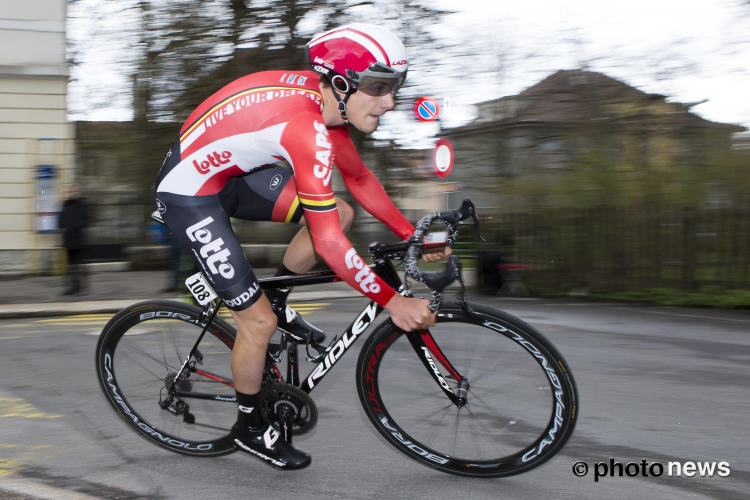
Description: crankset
xmin=259 ymin=383 xmax=318 ymax=436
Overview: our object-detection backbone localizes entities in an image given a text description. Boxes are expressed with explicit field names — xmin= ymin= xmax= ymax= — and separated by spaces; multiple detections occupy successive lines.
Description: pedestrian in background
xmin=147 ymin=219 xmax=181 ymax=293
xmin=58 ymin=184 xmax=90 ymax=295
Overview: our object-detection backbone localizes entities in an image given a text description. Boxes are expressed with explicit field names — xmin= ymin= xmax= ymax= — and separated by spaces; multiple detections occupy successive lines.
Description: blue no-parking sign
xmin=415 ymin=97 xmax=440 ymax=122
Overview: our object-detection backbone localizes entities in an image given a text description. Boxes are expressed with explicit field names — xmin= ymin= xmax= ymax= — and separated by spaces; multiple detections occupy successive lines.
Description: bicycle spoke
xmin=423 ymin=403 xmax=458 ymax=448
xmin=466 ymin=387 xmax=502 ymax=414
xmin=468 ymin=358 xmax=508 ymax=386
xmin=193 ymin=420 xmax=231 ymax=432
xmin=156 ymin=329 xmax=172 ymax=373
xmin=463 ymin=412 xmax=485 ymax=460
xmin=116 ymin=345 xmax=171 ymax=383
xmin=118 ymin=337 xmax=180 ymax=373
xmin=167 ymin=323 xmax=183 ymax=363
xmin=451 ymin=407 xmax=460 ymax=456
xmin=464 ymin=405 xmax=511 ymax=457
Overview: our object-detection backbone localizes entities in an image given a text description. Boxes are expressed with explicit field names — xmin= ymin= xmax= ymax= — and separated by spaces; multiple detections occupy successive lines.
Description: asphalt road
xmin=0 ymin=295 xmax=748 ymax=499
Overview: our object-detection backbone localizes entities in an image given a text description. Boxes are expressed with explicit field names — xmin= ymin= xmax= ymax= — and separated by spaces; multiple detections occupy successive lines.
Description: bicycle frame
xmin=173 ymin=258 xmax=467 ymax=407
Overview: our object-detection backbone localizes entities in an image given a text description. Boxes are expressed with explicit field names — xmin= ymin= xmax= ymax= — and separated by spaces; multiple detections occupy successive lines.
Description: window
xmin=537 ymin=137 xmax=565 ymax=152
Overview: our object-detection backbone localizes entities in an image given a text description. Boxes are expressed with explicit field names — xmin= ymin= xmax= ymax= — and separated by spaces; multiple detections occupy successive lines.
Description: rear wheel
xmin=95 ymin=301 xmax=239 ymax=456
xmin=356 ymin=302 xmax=578 ymax=477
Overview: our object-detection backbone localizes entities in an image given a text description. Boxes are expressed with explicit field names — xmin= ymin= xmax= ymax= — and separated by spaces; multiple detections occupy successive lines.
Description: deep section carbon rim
xmin=356 ymin=302 xmax=578 ymax=477
xmin=95 ymin=301 xmax=238 ymax=456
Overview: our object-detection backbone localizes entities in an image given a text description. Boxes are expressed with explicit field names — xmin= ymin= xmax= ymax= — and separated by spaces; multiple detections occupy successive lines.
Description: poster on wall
xmin=37 ymin=166 xmax=59 ymax=234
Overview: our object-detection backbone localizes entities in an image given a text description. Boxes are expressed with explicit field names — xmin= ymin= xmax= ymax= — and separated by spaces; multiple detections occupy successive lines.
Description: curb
xmin=0 ymin=291 xmax=364 ymax=320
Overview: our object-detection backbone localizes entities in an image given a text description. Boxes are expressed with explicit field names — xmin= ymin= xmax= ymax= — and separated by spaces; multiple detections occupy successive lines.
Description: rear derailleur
xmin=159 ymin=368 xmax=196 ymax=424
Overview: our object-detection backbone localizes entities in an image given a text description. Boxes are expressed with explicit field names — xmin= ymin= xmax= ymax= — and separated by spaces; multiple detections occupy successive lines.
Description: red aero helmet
xmin=305 ymin=23 xmax=408 ymax=95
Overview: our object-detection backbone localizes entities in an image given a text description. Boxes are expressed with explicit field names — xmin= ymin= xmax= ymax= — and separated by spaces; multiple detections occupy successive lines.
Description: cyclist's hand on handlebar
xmin=385 ymin=294 xmax=436 ymax=332
xmin=422 ymin=246 xmax=452 ymax=263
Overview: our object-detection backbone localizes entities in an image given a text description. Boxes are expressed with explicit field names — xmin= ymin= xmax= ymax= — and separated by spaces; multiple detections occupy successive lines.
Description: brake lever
xmin=472 ymin=212 xmax=487 ymax=243
xmin=455 ymin=198 xmax=486 ymax=243
xmin=458 ymin=215 xmax=486 ymax=243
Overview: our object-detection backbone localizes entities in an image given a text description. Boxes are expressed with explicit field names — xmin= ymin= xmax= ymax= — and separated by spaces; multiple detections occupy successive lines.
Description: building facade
xmin=440 ymin=70 xmax=746 ymax=211
xmin=0 ymin=0 xmax=74 ymax=274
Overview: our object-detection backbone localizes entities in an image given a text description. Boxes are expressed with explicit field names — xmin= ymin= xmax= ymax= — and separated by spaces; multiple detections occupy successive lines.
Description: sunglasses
xmin=331 ymin=75 xmax=406 ymax=97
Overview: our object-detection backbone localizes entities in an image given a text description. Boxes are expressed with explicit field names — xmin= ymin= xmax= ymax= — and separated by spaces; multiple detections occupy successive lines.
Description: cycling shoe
xmin=231 ymin=423 xmax=311 ymax=470
xmin=273 ymin=304 xmax=326 ymax=345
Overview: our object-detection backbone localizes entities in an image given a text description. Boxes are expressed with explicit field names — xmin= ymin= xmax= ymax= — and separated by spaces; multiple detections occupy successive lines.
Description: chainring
xmin=259 ymin=383 xmax=318 ymax=436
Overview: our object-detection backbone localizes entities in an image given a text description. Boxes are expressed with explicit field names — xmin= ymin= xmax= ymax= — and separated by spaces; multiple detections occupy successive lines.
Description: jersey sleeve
xmin=279 ymin=112 xmax=396 ymax=307
xmin=328 ymin=127 xmax=415 ymax=241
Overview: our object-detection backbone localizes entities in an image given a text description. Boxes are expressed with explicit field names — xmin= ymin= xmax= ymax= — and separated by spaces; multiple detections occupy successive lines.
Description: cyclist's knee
xmin=232 ymin=301 xmax=278 ymax=344
xmin=336 ymin=198 xmax=355 ymax=232
xmin=251 ymin=312 xmax=277 ymax=342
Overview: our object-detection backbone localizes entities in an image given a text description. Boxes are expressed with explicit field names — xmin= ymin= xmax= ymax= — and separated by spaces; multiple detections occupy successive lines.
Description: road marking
xmin=31 ymin=314 xmax=114 ymax=327
xmin=81 ymin=328 xmax=151 ymax=337
xmin=0 ymin=332 xmax=50 ymax=339
xmin=0 ymin=444 xmax=51 ymax=450
xmin=219 ymin=302 xmax=329 ymax=318
xmin=0 ymin=399 xmax=63 ymax=419
xmin=0 ymin=444 xmax=54 ymax=477
xmin=0 ymin=459 xmax=22 ymax=476
xmin=36 ymin=319 xmax=108 ymax=323
xmin=35 ymin=314 xmax=111 ymax=321
xmin=9 ymin=302 xmax=332 ymax=330
xmin=0 ymin=476 xmax=107 ymax=500
xmin=50 ymin=314 xmax=110 ymax=318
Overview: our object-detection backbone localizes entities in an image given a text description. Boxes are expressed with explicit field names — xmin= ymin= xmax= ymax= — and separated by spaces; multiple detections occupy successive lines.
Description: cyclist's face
xmin=346 ymin=89 xmax=395 ymax=134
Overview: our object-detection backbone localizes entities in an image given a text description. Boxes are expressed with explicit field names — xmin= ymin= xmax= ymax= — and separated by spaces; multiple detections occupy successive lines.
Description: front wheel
xmin=356 ymin=302 xmax=578 ymax=478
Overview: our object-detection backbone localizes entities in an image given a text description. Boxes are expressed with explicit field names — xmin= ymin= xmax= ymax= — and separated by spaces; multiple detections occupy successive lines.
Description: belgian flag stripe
xmin=300 ymin=195 xmax=336 ymax=212
xmin=300 ymin=202 xmax=337 ymax=212
xmin=285 ymin=197 xmax=301 ymax=222
xmin=299 ymin=197 xmax=336 ymax=207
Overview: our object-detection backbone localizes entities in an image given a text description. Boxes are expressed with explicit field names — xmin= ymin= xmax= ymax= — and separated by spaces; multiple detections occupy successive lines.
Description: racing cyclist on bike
xmin=154 ymin=23 xmax=449 ymax=470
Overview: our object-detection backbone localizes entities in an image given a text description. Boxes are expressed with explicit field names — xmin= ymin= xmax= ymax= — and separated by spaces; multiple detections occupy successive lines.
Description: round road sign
xmin=415 ymin=97 xmax=440 ymax=122
xmin=433 ymin=139 xmax=454 ymax=178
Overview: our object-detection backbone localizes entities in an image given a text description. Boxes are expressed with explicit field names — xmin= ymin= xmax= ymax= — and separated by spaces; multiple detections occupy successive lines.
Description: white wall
xmin=0 ymin=0 xmax=73 ymax=270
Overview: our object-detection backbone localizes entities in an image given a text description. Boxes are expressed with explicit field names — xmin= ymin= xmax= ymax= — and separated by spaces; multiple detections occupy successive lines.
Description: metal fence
xmin=487 ymin=205 xmax=750 ymax=291
xmin=79 ymin=196 xmax=750 ymax=293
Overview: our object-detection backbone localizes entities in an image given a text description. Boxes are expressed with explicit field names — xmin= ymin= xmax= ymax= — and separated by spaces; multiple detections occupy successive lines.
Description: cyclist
xmin=154 ymin=23 xmax=449 ymax=470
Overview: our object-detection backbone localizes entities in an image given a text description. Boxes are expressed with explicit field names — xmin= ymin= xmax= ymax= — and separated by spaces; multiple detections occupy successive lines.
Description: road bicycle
xmin=95 ymin=199 xmax=578 ymax=478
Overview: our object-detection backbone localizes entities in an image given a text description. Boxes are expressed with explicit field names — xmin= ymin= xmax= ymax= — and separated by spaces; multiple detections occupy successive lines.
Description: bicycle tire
xmin=95 ymin=300 xmax=239 ymax=457
xmin=356 ymin=301 xmax=578 ymax=478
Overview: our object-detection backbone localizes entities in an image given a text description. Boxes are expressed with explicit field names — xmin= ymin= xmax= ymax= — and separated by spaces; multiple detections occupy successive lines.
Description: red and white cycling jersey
xmin=156 ymin=70 xmax=414 ymax=307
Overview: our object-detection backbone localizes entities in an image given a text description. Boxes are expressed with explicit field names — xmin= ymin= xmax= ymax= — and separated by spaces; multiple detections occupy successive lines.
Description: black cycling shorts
xmin=156 ymin=165 xmax=303 ymax=311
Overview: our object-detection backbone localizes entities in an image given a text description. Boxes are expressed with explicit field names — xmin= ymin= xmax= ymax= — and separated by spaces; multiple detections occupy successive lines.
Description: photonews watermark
xmin=572 ymin=459 xmax=731 ymax=482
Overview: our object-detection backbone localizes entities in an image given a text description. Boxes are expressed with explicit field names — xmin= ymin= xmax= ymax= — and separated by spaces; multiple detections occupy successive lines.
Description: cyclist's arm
xmin=279 ymin=113 xmax=396 ymax=306
xmin=327 ymin=127 xmax=414 ymax=241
